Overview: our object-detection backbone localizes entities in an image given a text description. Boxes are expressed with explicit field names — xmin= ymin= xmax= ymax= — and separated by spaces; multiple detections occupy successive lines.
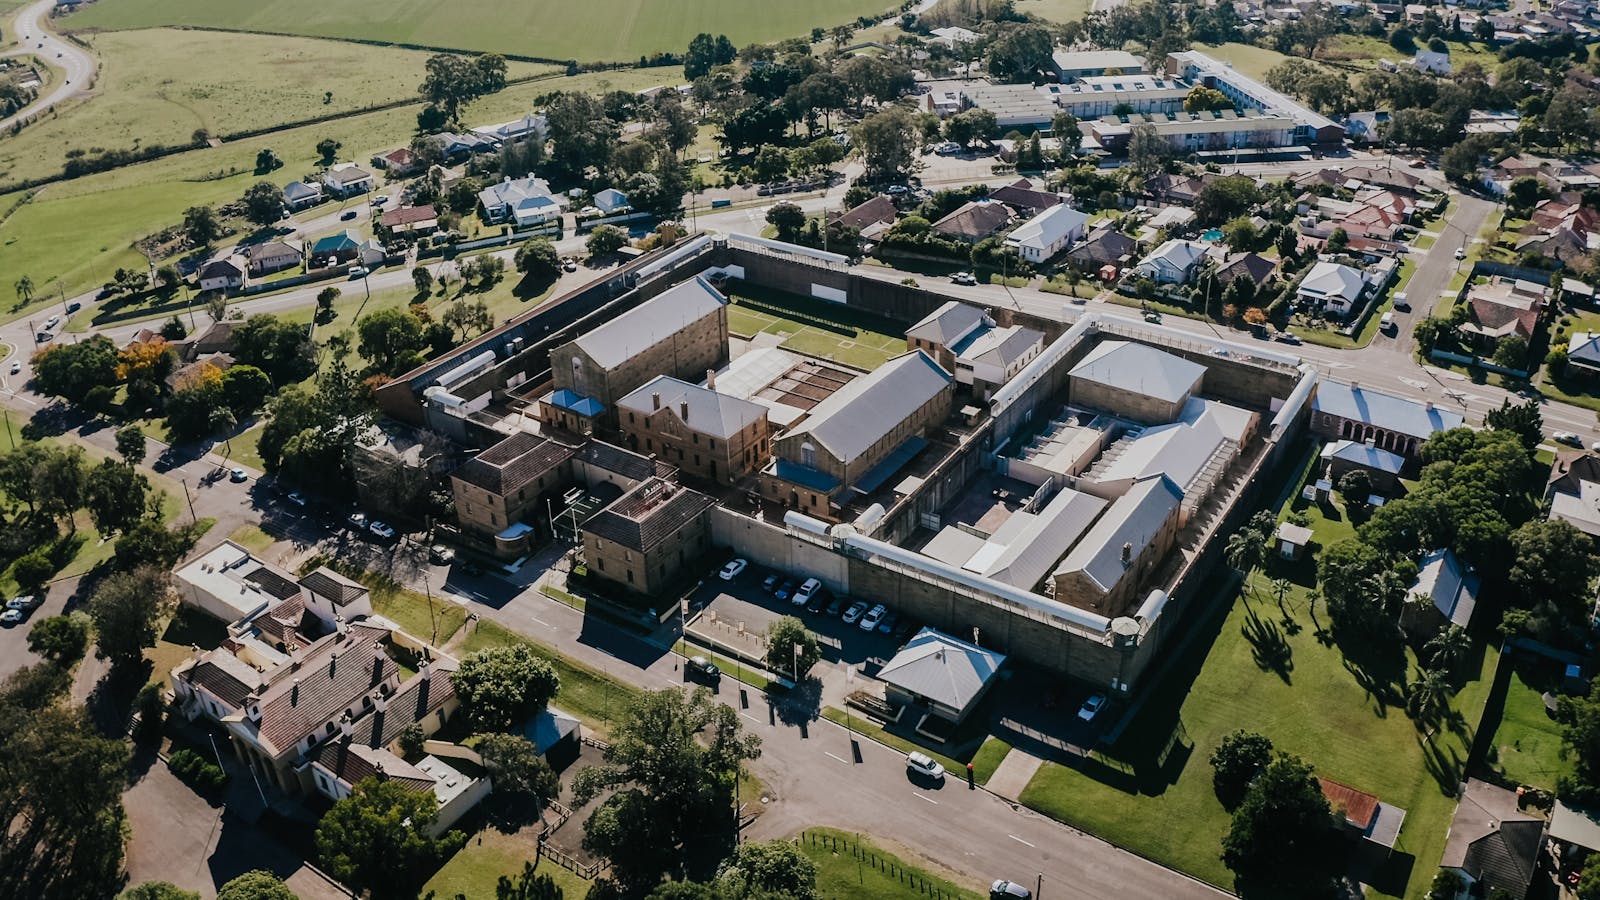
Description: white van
xmin=1380 ymin=312 xmax=1396 ymax=332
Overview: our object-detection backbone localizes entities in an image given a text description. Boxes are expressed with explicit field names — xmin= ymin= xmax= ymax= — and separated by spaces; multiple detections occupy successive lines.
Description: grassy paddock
xmin=798 ymin=828 xmax=982 ymax=900
xmin=65 ymin=0 xmax=900 ymax=62
xmin=298 ymin=554 xmax=467 ymax=644
xmin=724 ymin=281 xmax=907 ymax=371
xmin=424 ymin=827 xmax=593 ymax=900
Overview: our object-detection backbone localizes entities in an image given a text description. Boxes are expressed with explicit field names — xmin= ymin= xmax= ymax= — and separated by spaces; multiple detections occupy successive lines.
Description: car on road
xmin=1380 ymin=311 xmax=1397 ymax=333
xmin=859 ymin=603 xmax=888 ymax=631
xmin=906 ymin=752 xmax=945 ymax=781
xmin=825 ymin=594 xmax=847 ymax=617
xmin=792 ymin=577 xmax=821 ymax=606
xmin=762 ymin=573 xmax=780 ymax=592
xmin=886 ymin=184 xmax=909 ymax=195
xmin=842 ymin=600 xmax=869 ymax=624
xmin=1555 ymin=432 xmax=1584 ymax=448
xmin=719 ymin=558 xmax=747 ymax=581
xmin=562 ymin=257 xmax=579 ymax=273
xmin=368 ymin=520 xmax=395 ymax=540
xmin=877 ymin=612 xmax=898 ymax=634
xmin=348 ymin=266 xmax=368 ymax=279
xmin=1454 ymin=246 xmax=1467 ymax=260
xmin=35 ymin=331 xmax=52 ymax=343
xmin=950 ymin=271 xmax=977 ymax=285
xmin=229 ymin=467 xmax=248 ymax=483
xmin=286 ymin=491 xmax=308 ymax=507
xmin=340 ymin=210 xmax=358 ymax=220
xmin=1274 ymin=331 xmax=1301 ymax=345
xmin=8 ymin=360 xmax=19 ymax=375
xmin=44 ymin=315 xmax=59 ymax=329
xmin=346 ymin=511 xmax=368 ymax=530
xmin=1392 ymin=292 xmax=1410 ymax=311
xmin=990 ymin=880 xmax=1033 ymax=899
xmin=1143 ymin=312 xmax=1161 ymax=324
xmin=1 ymin=609 xmax=21 ymax=626
xmin=6 ymin=596 xmax=37 ymax=611
xmin=774 ymin=579 xmax=796 ymax=601
xmin=429 ymin=544 xmax=455 ymax=564
xmin=685 ymin=655 xmax=721 ymax=684
xmin=1077 ymin=693 xmax=1108 ymax=722
xmin=373 ymin=195 xmax=390 ymax=206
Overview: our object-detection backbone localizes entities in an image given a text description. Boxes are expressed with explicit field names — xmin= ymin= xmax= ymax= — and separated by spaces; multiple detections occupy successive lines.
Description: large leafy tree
xmin=986 ymin=23 xmax=1053 ymax=82
xmin=452 ymin=645 xmax=560 ymax=732
xmin=1506 ymin=518 xmax=1600 ymax=640
xmin=1220 ymin=754 xmax=1342 ymax=896
xmin=764 ymin=616 xmax=819 ymax=680
xmin=575 ymin=688 xmax=761 ymax=892
xmin=545 ymin=92 xmax=619 ymax=181
xmin=26 ymin=614 xmax=89 ymax=664
xmin=357 ymin=307 xmax=427 ymax=375
xmin=1484 ymin=398 xmax=1543 ymax=452
xmin=314 ymin=778 xmax=466 ymax=899
xmin=120 ymin=885 xmax=199 ymax=900
xmin=241 ymin=182 xmax=285 ymax=228
xmin=231 ymin=314 xmax=315 ymax=385
xmin=220 ymin=364 xmax=274 ymax=418
xmin=853 ymin=105 xmax=919 ymax=178
xmin=31 ymin=335 xmax=119 ymax=404
xmin=474 ymin=732 xmax=560 ymax=814
xmin=418 ymin=52 xmax=508 ymax=126
xmin=1209 ymin=729 xmax=1273 ymax=808
xmin=88 ymin=566 xmax=174 ymax=669
xmin=1560 ymin=680 xmax=1600 ymax=805
xmin=514 ymin=238 xmax=561 ymax=280
xmin=83 ymin=458 xmax=150 ymax=536
xmin=215 ymin=869 xmax=297 ymax=900
xmin=713 ymin=840 xmax=818 ymax=900
xmin=682 ymin=32 xmax=736 ymax=80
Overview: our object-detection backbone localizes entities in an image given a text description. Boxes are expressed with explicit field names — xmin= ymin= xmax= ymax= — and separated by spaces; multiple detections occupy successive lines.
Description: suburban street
xmin=0 ymin=0 xmax=97 ymax=132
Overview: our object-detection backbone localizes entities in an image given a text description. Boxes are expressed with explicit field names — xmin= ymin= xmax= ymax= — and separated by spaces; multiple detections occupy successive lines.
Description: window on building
xmin=598 ymin=558 xmax=605 ymax=572
xmin=627 ymin=569 xmax=634 ymax=584
xmin=326 ymin=722 xmax=336 ymax=735
xmin=692 ymin=434 xmax=699 ymax=445
xmin=709 ymin=439 xmax=716 ymax=450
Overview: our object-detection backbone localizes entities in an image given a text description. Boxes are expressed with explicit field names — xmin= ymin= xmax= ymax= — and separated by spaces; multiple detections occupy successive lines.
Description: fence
xmin=535 ymin=833 xmax=605 ymax=880
xmin=796 ymin=831 xmax=964 ymax=900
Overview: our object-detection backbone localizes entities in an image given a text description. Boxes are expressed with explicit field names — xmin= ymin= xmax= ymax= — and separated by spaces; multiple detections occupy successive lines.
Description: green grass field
xmin=1319 ymin=34 xmax=1500 ymax=74
xmin=1010 ymin=0 xmax=1094 ymax=24
xmin=0 ymin=30 xmax=553 ymax=188
xmin=425 ymin=829 xmax=593 ymax=900
xmin=1193 ymin=42 xmax=1307 ymax=81
xmin=1016 ymin=449 xmax=1500 ymax=899
xmin=1486 ymin=659 xmax=1570 ymax=791
xmin=724 ymin=285 xmax=907 ymax=371
xmin=66 ymin=0 xmax=899 ymax=62
xmin=799 ymin=829 xmax=982 ymax=900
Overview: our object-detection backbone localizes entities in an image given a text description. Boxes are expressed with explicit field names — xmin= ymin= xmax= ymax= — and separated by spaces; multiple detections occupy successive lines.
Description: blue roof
xmin=310 ymin=231 xmax=358 ymax=253
xmin=1312 ymin=382 xmax=1463 ymax=441
xmin=548 ymin=389 xmax=605 ymax=417
xmin=1321 ymin=439 xmax=1406 ymax=474
xmin=852 ymin=436 xmax=929 ymax=496
xmin=771 ymin=459 xmax=841 ymax=494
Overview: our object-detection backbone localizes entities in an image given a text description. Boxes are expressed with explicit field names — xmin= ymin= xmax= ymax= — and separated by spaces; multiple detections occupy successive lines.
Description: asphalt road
xmin=0 ymin=0 xmax=97 ymax=132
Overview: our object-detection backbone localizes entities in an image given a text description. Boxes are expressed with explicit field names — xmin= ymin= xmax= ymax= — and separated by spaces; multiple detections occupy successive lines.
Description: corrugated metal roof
xmin=617 ymin=375 xmax=768 ymax=440
xmin=1054 ymin=475 xmax=1182 ymax=593
xmin=781 ymin=351 xmax=951 ymax=467
xmin=979 ymin=488 xmax=1108 ymax=591
xmin=907 ymin=300 xmax=985 ymax=346
xmin=1069 ymin=339 xmax=1205 ymax=406
xmin=876 ymin=628 xmax=1006 ymax=713
xmin=570 ymin=276 xmax=727 ymax=370
xmin=1311 ymin=381 xmax=1464 ymax=440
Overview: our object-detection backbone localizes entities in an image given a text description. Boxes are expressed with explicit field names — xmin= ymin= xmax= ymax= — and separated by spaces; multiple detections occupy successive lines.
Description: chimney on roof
xmin=706 ymin=368 xmax=716 ymax=390
xmin=291 ymin=678 xmax=301 ymax=706
xmin=652 ymin=391 xmax=661 ymax=411
xmin=372 ymin=650 xmax=386 ymax=686
xmin=339 ymin=711 xmax=353 ymax=739
xmin=330 ymin=650 xmax=340 ymax=678
xmin=1365 ymin=437 xmax=1376 ymax=449
xmin=1122 ymin=542 xmax=1133 ymax=564
xmin=680 ymin=400 xmax=690 ymax=422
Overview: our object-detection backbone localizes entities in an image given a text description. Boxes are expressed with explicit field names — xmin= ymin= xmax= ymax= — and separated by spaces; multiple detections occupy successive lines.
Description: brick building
xmin=616 ymin=375 xmax=770 ymax=485
xmin=1309 ymin=381 xmax=1463 ymax=458
xmin=449 ymin=431 xmax=577 ymax=549
xmin=582 ymin=477 xmax=717 ymax=596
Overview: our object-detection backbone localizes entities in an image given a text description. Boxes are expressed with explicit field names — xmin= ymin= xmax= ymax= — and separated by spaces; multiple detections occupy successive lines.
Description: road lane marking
xmin=913 ymin=793 xmax=938 ymax=805
xmin=824 ymin=751 xmax=850 ymax=764
xmin=1008 ymin=835 xmax=1036 ymax=848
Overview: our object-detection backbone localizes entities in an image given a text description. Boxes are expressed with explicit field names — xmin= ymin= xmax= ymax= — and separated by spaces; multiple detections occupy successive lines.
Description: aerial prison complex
xmin=365 ymin=232 xmax=1451 ymax=695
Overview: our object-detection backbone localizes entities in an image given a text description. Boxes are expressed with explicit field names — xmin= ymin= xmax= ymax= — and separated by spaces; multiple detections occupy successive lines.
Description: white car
xmin=373 ymin=194 xmax=390 ymax=206
xmin=1077 ymin=693 xmax=1107 ymax=722
xmin=1454 ymin=247 xmax=1467 ymax=260
xmin=0 ymin=609 xmax=21 ymax=626
xmin=841 ymin=601 xmax=869 ymax=624
xmin=719 ymin=558 xmax=748 ymax=581
xmin=8 ymin=360 xmax=19 ymax=374
xmin=950 ymin=272 xmax=977 ymax=285
xmin=44 ymin=315 xmax=59 ymax=329
xmin=859 ymin=603 xmax=888 ymax=631
xmin=6 ymin=595 xmax=36 ymax=610
xmin=349 ymin=266 xmax=369 ymax=278
xmin=792 ymin=577 xmax=821 ymax=606
xmin=368 ymin=520 xmax=395 ymax=540
xmin=346 ymin=511 xmax=369 ymax=530
xmin=906 ymin=752 xmax=945 ymax=780
xmin=229 ymin=467 xmax=248 ymax=483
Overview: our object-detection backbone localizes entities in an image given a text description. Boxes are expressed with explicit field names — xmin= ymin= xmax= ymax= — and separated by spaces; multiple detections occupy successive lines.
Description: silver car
xmin=841 ymin=601 xmax=869 ymax=624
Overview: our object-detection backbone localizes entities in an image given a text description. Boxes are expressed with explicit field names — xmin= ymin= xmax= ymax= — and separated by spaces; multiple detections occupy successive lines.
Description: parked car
xmin=805 ymin=589 xmax=830 ymax=614
xmin=719 ymin=558 xmax=748 ymax=581
xmin=842 ymin=601 xmax=869 ymax=624
xmin=346 ymin=511 xmax=369 ymax=530
xmin=1 ymin=609 xmax=21 ymax=626
xmin=66 ymin=301 xmax=80 ymax=313
xmin=906 ymin=751 xmax=945 ymax=781
xmin=229 ymin=467 xmax=248 ymax=483
xmin=1454 ymin=246 xmax=1467 ymax=260
xmin=429 ymin=544 xmax=455 ymax=564
xmin=892 ymin=617 xmax=916 ymax=640
xmin=561 ymin=257 xmax=579 ymax=272
xmin=825 ymin=594 xmax=847 ymax=617
xmin=950 ymin=271 xmax=977 ymax=285
xmin=990 ymin=880 xmax=1033 ymax=899
xmin=792 ymin=577 xmax=821 ymax=606
xmin=348 ymin=266 xmax=369 ymax=279
xmin=368 ymin=520 xmax=395 ymax=540
xmin=8 ymin=360 xmax=19 ymax=374
xmin=859 ymin=604 xmax=888 ymax=631
xmin=934 ymin=141 xmax=963 ymax=156
xmin=886 ymin=184 xmax=909 ymax=195
xmin=1392 ymin=292 xmax=1410 ymax=311
xmin=286 ymin=491 xmax=308 ymax=507
xmin=373 ymin=194 xmax=390 ymax=206
xmin=774 ymin=579 xmax=796 ymax=601
xmin=340 ymin=210 xmax=358 ymax=220
xmin=877 ymin=612 xmax=899 ymax=634
xmin=762 ymin=573 xmax=780 ymax=592
xmin=1380 ymin=311 xmax=1396 ymax=333
xmin=1556 ymin=432 xmax=1584 ymax=448
xmin=685 ymin=655 xmax=721 ymax=684
xmin=1077 ymin=693 xmax=1107 ymax=722
xmin=6 ymin=595 xmax=37 ymax=611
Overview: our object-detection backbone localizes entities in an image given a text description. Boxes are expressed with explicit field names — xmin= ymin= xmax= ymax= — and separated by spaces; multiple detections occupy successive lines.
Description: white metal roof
xmin=1006 ymin=204 xmax=1091 ymax=253
xmin=1054 ymin=475 xmax=1183 ymax=593
xmin=782 ymin=350 xmax=951 ymax=466
xmin=617 ymin=375 xmax=767 ymax=440
xmin=876 ymin=628 xmax=1007 ymax=713
xmin=1069 ymin=339 xmax=1206 ymax=407
xmin=571 ymin=276 xmax=728 ymax=371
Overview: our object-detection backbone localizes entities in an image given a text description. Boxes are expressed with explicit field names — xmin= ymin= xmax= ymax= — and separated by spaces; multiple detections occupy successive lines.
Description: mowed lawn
xmin=0 ymin=29 xmax=554 ymax=187
xmin=1018 ymin=449 xmax=1500 ymax=899
xmin=0 ymin=68 xmax=663 ymax=322
xmin=724 ymin=285 xmax=907 ymax=371
xmin=65 ymin=0 xmax=899 ymax=62
xmin=1485 ymin=658 xmax=1570 ymax=791
xmin=1009 ymin=0 xmax=1094 ymax=24
xmin=1193 ymin=42 xmax=1307 ymax=81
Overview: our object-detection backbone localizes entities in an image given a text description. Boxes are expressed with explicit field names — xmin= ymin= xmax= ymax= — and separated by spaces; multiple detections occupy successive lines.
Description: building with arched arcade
xmin=1309 ymin=381 xmax=1463 ymax=458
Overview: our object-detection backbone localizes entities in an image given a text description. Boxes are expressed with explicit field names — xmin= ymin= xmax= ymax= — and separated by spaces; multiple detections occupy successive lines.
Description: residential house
xmin=1457 ymin=276 xmax=1547 ymax=354
xmin=433 ymin=131 xmax=495 ymax=160
xmin=593 ymin=188 xmax=630 ymax=215
xmin=931 ymin=200 xmax=1012 ymax=244
xmin=831 ymin=195 xmax=898 ymax=232
xmin=1344 ymin=110 xmax=1391 ymax=142
xmin=1066 ymin=224 xmax=1138 ymax=274
xmin=370 ymin=148 xmax=421 ymax=177
xmin=1412 ymin=49 xmax=1453 ymax=74
xmin=323 ymin=163 xmax=374 ymax=198
xmin=307 ymin=740 xmax=485 ymax=838
xmin=1401 ymin=548 xmax=1480 ymax=636
xmin=379 ymin=204 xmax=440 ymax=236
xmin=877 ymin=628 xmax=1006 ymax=726
xmin=1297 ymin=261 xmax=1367 ymax=317
xmin=926 ymin=26 xmax=980 ymax=49
xmin=616 ymin=375 xmax=771 ymax=485
xmin=1319 ymin=777 xmax=1407 ymax=853
xmin=309 ymin=230 xmax=362 ymax=266
xmin=1439 ymin=779 xmax=1543 ymax=900
xmin=989 ymin=179 xmax=1064 ymax=215
xmin=1567 ymin=332 xmax=1600 ymax=379
xmin=1212 ymin=252 xmax=1277 ymax=288
xmin=243 ymin=240 xmax=303 ymax=276
xmin=470 ymin=113 xmax=547 ymax=146
xmin=198 ymin=257 xmax=247 ymax=292
xmin=1310 ymin=380 xmax=1464 ymax=458
xmin=1132 ymin=238 xmax=1209 ymax=284
xmin=1546 ymin=449 xmax=1600 ymax=539
xmin=283 ymin=180 xmax=323 ymax=211
xmin=1005 ymin=204 xmax=1090 ymax=263
xmin=582 ymin=476 xmax=716 ymax=595
xmin=478 ymin=176 xmax=563 ymax=227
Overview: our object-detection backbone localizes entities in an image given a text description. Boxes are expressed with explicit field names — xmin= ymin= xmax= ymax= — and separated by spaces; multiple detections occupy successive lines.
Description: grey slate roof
xmin=582 ymin=477 xmax=715 ymax=553
xmin=1053 ymin=475 xmax=1182 ymax=592
xmin=570 ymin=276 xmax=727 ymax=370
xmin=299 ymin=567 xmax=370 ymax=608
xmin=1069 ymin=340 xmax=1206 ymax=406
xmin=1321 ymin=439 xmax=1406 ymax=475
xmin=452 ymin=431 xmax=576 ymax=496
xmin=876 ymin=627 xmax=1006 ymax=714
xmin=617 ymin=375 xmax=768 ymax=440
xmin=906 ymin=301 xmax=986 ymax=346
xmin=782 ymin=350 xmax=952 ymax=467
xmin=931 ymin=200 xmax=1012 ymax=240
xmin=1440 ymin=779 xmax=1542 ymax=897
xmin=1312 ymin=381 xmax=1464 ymax=440
xmin=575 ymin=438 xmax=660 ymax=482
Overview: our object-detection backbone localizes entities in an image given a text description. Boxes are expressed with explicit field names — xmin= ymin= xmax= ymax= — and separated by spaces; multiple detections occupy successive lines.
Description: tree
xmin=764 ymin=616 xmax=819 ymax=680
xmin=315 ymin=137 xmax=341 ymax=165
xmin=418 ymin=52 xmax=509 ymax=126
xmin=714 ymin=839 xmax=818 ymax=900
xmin=683 ymin=33 xmax=737 ymax=80
xmin=1484 ymin=398 xmax=1542 ymax=452
xmin=11 ymin=550 xmax=55 ymax=595
xmin=1126 ymin=122 xmax=1170 ymax=176
xmin=31 ymin=334 xmax=119 ymax=403
xmin=315 ymin=778 xmax=466 ymax=899
xmin=1194 ymin=176 xmax=1261 ymax=227
xmin=1423 ymin=626 xmax=1471 ymax=679
xmin=514 ymin=238 xmax=561 ymax=280
xmin=254 ymin=147 xmax=281 ymax=174
xmin=1184 ymin=86 xmax=1234 ymax=112
xmin=241 ymin=182 xmax=285 ymax=227
xmin=317 ymin=287 xmax=340 ymax=318
xmin=115 ymin=425 xmax=147 ymax=467
xmin=452 ymin=644 xmax=561 ymax=732
xmin=575 ymin=689 xmax=762 ymax=891
xmin=1209 ymin=729 xmax=1273 ymax=807
xmin=586 ymin=225 xmax=629 ymax=258
xmin=545 ymin=91 xmax=619 ymax=181
xmin=120 ymin=884 xmax=200 ymax=900
xmin=88 ymin=566 xmax=174 ymax=669
xmin=1507 ymin=519 xmax=1600 ymax=639
xmin=1336 ymin=468 xmax=1372 ymax=504
xmin=164 ymin=361 xmax=227 ymax=442
xmin=986 ymin=23 xmax=1053 ymax=82
xmin=357 ymin=307 xmax=426 ymax=375
xmin=27 ymin=613 xmax=88 ymax=664
xmin=84 ymin=459 xmax=150 ymax=535
xmin=854 ymin=105 xmax=918 ymax=178
xmin=231 ymin=314 xmax=316 ymax=386
xmin=1225 ymin=527 xmax=1267 ymax=593
xmin=115 ymin=519 xmax=200 ymax=571
xmin=1406 ymin=666 xmax=1454 ymax=735
xmin=14 ymin=273 xmax=34 ymax=304
xmin=765 ymin=203 xmax=806 ymax=243
xmin=945 ymin=108 xmax=997 ymax=148
xmin=1220 ymin=754 xmax=1341 ymax=894
xmin=1491 ymin=334 xmax=1529 ymax=370
xmin=221 ymin=364 xmax=274 ymax=417
xmin=215 ymin=870 xmax=297 ymax=900
xmin=474 ymin=732 xmax=561 ymax=812
xmin=183 ymin=205 xmax=221 ymax=248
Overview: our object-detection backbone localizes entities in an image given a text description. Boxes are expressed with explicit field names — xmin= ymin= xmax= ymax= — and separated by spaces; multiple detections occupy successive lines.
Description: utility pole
xmin=179 ymin=477 xmax=197 ymax=524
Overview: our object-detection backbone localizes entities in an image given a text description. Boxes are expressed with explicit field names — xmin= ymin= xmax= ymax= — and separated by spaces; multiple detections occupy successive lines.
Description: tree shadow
xmin=1242 ymin=605 xmax=1294 ymax=682
xmin=1333 ymin=627 xmax=1408 ymax=713
xmin=84 ymin=658 xmax=152 ymax=740
xmin=1419 ymin=729 xmax=1467 ymax=795
xmin=772 ymin=677 xmax=822 ymax=727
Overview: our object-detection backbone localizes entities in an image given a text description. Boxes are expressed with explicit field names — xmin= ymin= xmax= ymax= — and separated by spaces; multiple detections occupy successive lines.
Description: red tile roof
xmin=1319 ymin=777 xmax=1379 ymax=829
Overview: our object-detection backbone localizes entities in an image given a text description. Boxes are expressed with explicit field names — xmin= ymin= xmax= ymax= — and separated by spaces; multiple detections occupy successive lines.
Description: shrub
xmin=133 ymin=683 xmax=165 ymax=747
xmin=169 ymin=748 xmax=228 ymax=792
